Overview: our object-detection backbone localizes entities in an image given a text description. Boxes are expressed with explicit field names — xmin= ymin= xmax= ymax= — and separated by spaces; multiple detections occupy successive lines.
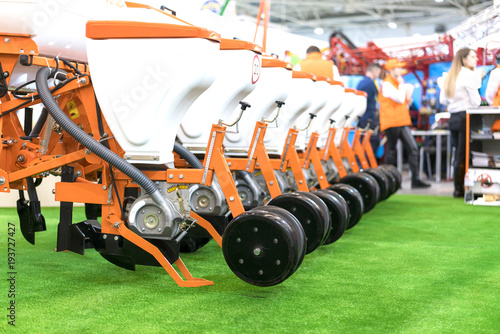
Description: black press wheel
xmin=268 ymin=192 xmax=329 ymax=254
xmin=328 ymin=183 xmax=364 ymax=229
xmin=339 ymin=173 xmax=380 ymax=213
xmin=296 ymin=191 xmax=331 ymax=246
xmin=363 ymin=168 xmax=391 ymax=201
xmin=376 ymin=167 xmax=397 ymax=196
xmin=313 ymin=189 xmax=349 ymax=245
xmin=222 ymin=208 xmax=301 ymax=287
xmin=259 ymin=205 xmax=307 ymax=273
xmin=379 ymin=164 xmax=401 ymax=191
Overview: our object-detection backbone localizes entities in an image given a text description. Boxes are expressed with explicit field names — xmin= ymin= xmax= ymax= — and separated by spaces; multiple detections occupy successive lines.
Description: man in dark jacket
xmin=357 ymin=63 xmax=382 ymax=156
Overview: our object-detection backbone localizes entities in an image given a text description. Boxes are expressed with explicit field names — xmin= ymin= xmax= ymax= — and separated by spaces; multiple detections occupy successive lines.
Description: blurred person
xmin=294 ymin=46 xmax=340 ymax=81
xmin=379 ymin=59 xmax=430 ymax=189
xmin=440 ymin=48 xmax=480 ymax=198
xmin=485 ymin=54 xmax=500 ymax=106
xmin=357 ymin=63 xmax=382 ymax=155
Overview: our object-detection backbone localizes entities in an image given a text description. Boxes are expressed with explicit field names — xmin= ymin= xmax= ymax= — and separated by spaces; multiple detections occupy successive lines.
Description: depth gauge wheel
xmin=313 ymin=189 xmax=349 ymax=245
xmin=339 ymin=173 xmax=380 ymax=213
xmin=268 ymin=192 xmax=330 ymax=254
xmin=363 ymin=168 xmax=391 ymax=201
xmin=259 ymin=205 xmax=307 ymax=274
xmin=379 ymin=164 xmax=401 ymax=191
xmin=222 ymin=208 xmax=301 ymax=287
xmin=328 ymin=184 xmax=364 ymax=229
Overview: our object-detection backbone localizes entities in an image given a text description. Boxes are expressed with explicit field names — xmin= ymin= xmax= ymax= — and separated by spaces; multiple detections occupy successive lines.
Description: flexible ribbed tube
xmin=29 ymin=107 xmax=48 ymax=137
xmin=35 ymin=67 xmax=157 ymax=195
xmin=173 ymin=142 xmax=203 ymax=169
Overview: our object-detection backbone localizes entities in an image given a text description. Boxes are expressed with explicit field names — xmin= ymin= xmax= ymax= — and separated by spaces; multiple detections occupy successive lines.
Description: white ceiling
xmin=235 ymin=0 xmax=493 ymax=43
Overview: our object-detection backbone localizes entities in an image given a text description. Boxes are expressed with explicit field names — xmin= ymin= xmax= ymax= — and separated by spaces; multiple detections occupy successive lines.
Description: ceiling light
xmin=435 ymin=0 xmax=444 ymax=2
xmin=388 ymin=22 xmax=398 ymax=29
xmin=314 ymin=27 xmax=324 ymax=35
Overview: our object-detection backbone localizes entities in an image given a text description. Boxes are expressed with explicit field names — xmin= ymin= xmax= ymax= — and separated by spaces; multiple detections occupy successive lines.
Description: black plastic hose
xmin=35 ymin=67 xmax=157 ymax=195
xmin=173 ymin=142 xmax=203 ymax=169
xmin=29 ymin=107 xmax=48 ymax=137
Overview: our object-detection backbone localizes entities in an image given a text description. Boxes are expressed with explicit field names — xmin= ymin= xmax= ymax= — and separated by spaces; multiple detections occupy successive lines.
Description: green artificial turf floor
xmin=1 ymin=194 xmax=499 ymax=333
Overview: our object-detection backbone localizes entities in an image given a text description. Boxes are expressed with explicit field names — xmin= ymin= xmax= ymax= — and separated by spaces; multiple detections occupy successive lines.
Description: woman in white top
xmin=440 ymin=48 xmax=481 ymax=198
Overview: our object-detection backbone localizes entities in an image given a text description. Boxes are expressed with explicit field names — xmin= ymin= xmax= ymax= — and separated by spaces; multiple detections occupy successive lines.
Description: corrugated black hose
xmin=35 ymin=67 xmax=170 ymax=212
xmin=173 ymin=142 xmax=203 ymax=169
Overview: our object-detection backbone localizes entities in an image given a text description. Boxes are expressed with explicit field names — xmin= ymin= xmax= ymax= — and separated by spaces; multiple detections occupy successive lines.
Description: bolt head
xmin=4 ymin=37 xmax=10 ymax=43
xmin=229 ymin=196 xmax=234 ymax=201
xmin=0 ymin=177 xmax=5 ymax=185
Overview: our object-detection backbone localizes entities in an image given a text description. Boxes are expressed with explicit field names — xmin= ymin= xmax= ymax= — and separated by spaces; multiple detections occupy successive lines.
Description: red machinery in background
xmin=328 ymin=32 xmax=455 ymax=95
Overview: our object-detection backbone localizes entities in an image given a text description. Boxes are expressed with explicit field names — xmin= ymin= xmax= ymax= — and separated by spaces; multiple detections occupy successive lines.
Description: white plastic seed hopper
xmin=264 ymin=71 xmax=317 ymax=155
xmin=86 ymin=15 xmax=221 ymax=166
xmin=0 ymin=0 xmax=146 ymax=87
xmin=177 ymin=38 xmax=263 ymax=153
xmin=313 ymin=81 xmax=345 ymax=148
xmin=331 ymin=88 xmax=357 ymax=146
xmin=293 ymin=75 xmax=331 ymax=150
xmin=344 ymin=90 xmax=368 ymax=128
xmin=223 ymin=57 xmax=293 ymax=155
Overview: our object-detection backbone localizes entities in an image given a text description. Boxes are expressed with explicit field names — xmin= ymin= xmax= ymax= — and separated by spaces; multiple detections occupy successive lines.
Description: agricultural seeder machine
xmin=0 ymin=1 xmax=401 ymax=287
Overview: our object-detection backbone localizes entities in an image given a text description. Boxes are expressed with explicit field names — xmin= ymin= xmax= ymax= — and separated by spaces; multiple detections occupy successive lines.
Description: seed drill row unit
xmin=0 ymin=1 xmax=401 ymax=287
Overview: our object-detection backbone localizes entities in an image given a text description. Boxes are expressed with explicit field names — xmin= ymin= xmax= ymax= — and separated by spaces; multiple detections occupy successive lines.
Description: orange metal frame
xmin=351 ymin=129 xmax=370 ymax=170
xmin=318 ymin=127 xmax=347 ymax=179
xmin=1 ymin=34 xmax=250 ymax=288
xmin=361 ymin=129 xmax=378 ymax=168
xmin=339 ymin=127 xmax=360 ymax=173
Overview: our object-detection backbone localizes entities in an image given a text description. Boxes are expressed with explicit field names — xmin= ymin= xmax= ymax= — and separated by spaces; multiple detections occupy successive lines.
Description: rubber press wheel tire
xmin=268 ymin=192 xmax=329 ymax=254
xmin=259 ymin=205 xmax=307 ymax=273
xmin=328 ymin=183 xmax=364 ymax=229
xmin=339 ymin=173 xmax=380 ymax=213
xmin=377 ymin=167 xmax=397 ymax=196
xmin=379 ymin=164 xmax=402 ymax=191
xmin=297 ymin=191 xmax=331 ymax=246
xmin=222 ymin=208 xmax=300 ymax=287
xmin=313 ymin=189 xmax=349 ymax=245
xmin=363 ymin=168 xmax=391 ymax=201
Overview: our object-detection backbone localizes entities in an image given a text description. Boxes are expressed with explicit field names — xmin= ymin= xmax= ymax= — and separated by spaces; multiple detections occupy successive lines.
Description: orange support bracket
xmin=7 ymin=149 xmax=91 ymax=185
xmin=278 ymin=128 xmax=309 ymax=192
xmin=242 ymin=121 xmax=283 ymax=198
xmin=339 ymin=127 xmax=360 ymax=173
xmin=351 ymin=129 xmax=370 ymax=170
xmin=109 ymin=218 xmax=214 ymax=287
xmin=202 ymin=124 xmax=246 ymax=218
xmin=303 ymin=132 xmax=331 ymax=189
xmin=190 ymin=211 xmax=222 ymax=248
xmin=320 ymin=127 xmax=348 ymax=178
xmin=362 ymin=129 xmax=378 ymax=168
